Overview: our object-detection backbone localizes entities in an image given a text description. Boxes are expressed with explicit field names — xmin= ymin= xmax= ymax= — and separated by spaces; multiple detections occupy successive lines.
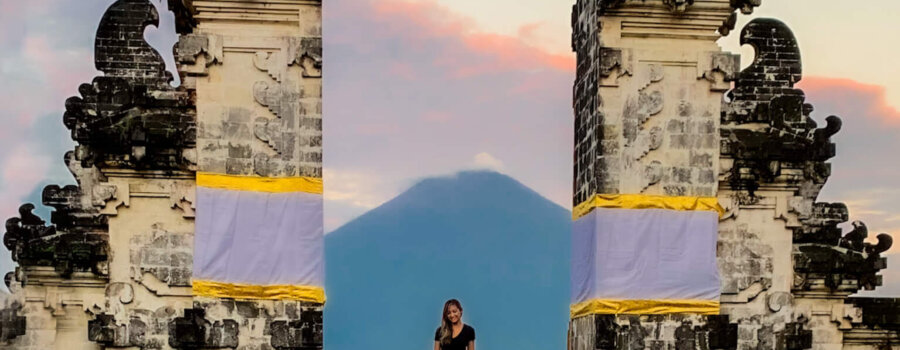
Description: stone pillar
xmin=175 ymin=0 xmax=322 ymax=180
xmin=174 ymin=0 xmax=324 ymax=348
xmin=569 ymin=1 xmax=758 ymax=349
xmin=572 ymin=0 xmax=746 ymax=204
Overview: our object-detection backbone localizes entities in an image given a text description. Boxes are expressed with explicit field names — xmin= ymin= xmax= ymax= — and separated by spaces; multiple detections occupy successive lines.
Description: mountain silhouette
xmin=325 ymin=170 xmax=571 ymax=350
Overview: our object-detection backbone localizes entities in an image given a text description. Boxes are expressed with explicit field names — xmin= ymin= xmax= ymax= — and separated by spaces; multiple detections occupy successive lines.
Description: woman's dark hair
xmin=439 ymin=299 xmax=463 ymax=345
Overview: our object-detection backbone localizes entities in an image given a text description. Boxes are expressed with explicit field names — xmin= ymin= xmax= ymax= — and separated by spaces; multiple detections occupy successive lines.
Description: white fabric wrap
xmin=571 ymin=208 xmax=720 ymax=304
xmin=194 ymin=187 xmax=325 ymax=287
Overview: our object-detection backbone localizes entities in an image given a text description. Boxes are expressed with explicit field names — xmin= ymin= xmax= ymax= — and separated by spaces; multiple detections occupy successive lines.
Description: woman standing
xmin=434 ymin=299 xmax=475 ymax=350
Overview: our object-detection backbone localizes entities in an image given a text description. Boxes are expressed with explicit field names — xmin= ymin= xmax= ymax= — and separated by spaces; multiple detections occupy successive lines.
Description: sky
xmin=0 ymin=1 xmax=898 ymax=291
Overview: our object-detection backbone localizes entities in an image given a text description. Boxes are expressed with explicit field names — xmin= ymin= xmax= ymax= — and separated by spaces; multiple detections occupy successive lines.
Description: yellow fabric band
xmin=572 ymin=194 xmax=724 ymax=220
xmin=192 ymin=280 xmax=326 ymax=303
xmin=570 ymin=299 xmax=720 ymax=318
xmin=197 ymin=172 xmax=323 ymax=194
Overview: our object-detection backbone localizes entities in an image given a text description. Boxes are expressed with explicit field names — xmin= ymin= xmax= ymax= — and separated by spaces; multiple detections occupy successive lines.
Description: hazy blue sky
xmin=0 ymin=0 xmax=898 ymax=291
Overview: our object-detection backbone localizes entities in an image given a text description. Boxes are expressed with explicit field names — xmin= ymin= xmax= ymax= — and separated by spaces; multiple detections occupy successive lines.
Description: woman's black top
xmin=434 ymin=324 xmax=475 ymax=350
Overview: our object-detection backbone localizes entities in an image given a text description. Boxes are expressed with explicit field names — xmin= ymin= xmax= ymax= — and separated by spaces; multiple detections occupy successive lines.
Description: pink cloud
xmin=803 ymin=76 xmax=900 ymax=254
xmin=0 ymin=143 xmax=51 ymax=220
xmin=0 ymin=35 xmax=95 ymax=129
xmin=22 ymin=35 xmax=95 ymax=100
xmin=362 ymin=0 xmax=575 ymax=78
xmin=0 ymin=0 xmax=53 ymax=44
xmin=517 ymin=22 xmax=545 ymax=41
xmin=370 ymin=1 xmax=474 ymax=39
xmin=354 ymin=123 xmax=400 ymax=136
xmin=388 ymin=62 xmax=417 ymax=81
xmin=457 ymin=33 xmax=574 ymax=77
xmin=422 ymin=111 xmax=452 ymax=123
xmin=797 ymin=77 xmax=900 ymax=126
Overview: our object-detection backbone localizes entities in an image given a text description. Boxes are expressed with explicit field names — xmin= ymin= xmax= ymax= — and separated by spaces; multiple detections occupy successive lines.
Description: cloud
xmin=421 ymin=111 xmax=452 ymax=123
xmin=323 ymin=167 xmax=407 ymax=232
xmin=0 ymin=144 xmax=51 ymax=215
xmin=798 ymin=77 xmax=900 ymax=126
xmin=471 ymin=152 xmax=505 ymax=172
xmin=324 ymin=168 xmax=394 ymax=210
xmin=801 ymin=77 xmax=900 ymax=254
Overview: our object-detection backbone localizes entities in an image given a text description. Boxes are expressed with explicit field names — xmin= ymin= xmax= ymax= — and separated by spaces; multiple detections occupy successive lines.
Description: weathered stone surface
xmin=571 ymin=314 xmax=739 ymax=350
xmin=572 ymin=0 xmax=740 ymax=203
xmin=269 ymin=307 xmax=324 ymax=349
xmin=169 ymin=308 xmax=238 ymax=348
xmin=193 ymin=298 xmax=324 ymax=350
xmin=0 ymin=304 xmax=26 ymax=342
xmin=130 ymin=225 xmax=193 ymax=287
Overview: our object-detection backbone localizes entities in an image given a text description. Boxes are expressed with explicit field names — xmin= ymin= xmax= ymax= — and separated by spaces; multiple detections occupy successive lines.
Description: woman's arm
xmin=468 ymin=340 xmax=475 ymax=350
xmin=434 ymin=341 xmax=441 ymax=350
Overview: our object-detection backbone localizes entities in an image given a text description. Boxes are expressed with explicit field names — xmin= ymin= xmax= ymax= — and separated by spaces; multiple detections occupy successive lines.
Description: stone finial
xmin=63 ymin=0 xmax=196 ymax=170
xmin=722 ymin=18 xmax=841 ymax=191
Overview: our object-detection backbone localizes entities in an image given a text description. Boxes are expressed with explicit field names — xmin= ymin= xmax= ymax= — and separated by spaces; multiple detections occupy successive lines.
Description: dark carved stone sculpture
xmin=64 ymin=0 xmax=195 ymax=170
xmin=722 ymin=18 xmax=893 ymax=294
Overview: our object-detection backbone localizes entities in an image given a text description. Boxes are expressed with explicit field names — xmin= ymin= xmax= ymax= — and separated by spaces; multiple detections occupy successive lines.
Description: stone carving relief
xmin=250 ymin=37 xmax=323 ymax=178
xmin=719 ymin=224 xmax=774 ymax=299
xmin=700 ymin=52 xmax=740 ymax=92
xmin=175 ymin=33 xmax=224 ymax=77
xmin=254 ymin=38 xmax=322 ymax=81
xmin=662 ymin=0 xmax=693 ymax=13
xmin=130 ymin=224 xmax=193 ymax=290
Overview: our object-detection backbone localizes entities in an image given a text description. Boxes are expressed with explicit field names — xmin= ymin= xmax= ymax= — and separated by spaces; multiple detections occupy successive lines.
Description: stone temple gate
xmin=0 ymin=0 xmax=897 ymax=350
xmin=2 ymin=1 xmax=323 ymax=349
xmin=569 ymin=1 xmax=899 ymax=350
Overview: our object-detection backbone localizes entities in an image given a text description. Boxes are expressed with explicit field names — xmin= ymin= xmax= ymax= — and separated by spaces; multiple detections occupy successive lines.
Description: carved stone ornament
xmin=63 ymin=0 xmax=196 ymax=170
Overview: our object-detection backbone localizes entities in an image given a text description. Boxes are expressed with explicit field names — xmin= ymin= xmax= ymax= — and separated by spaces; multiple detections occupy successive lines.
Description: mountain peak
xmin=332 ymin=170 xmax=565 ymax=235
xmin=325 ymin=171 xmax=571 ymax=350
